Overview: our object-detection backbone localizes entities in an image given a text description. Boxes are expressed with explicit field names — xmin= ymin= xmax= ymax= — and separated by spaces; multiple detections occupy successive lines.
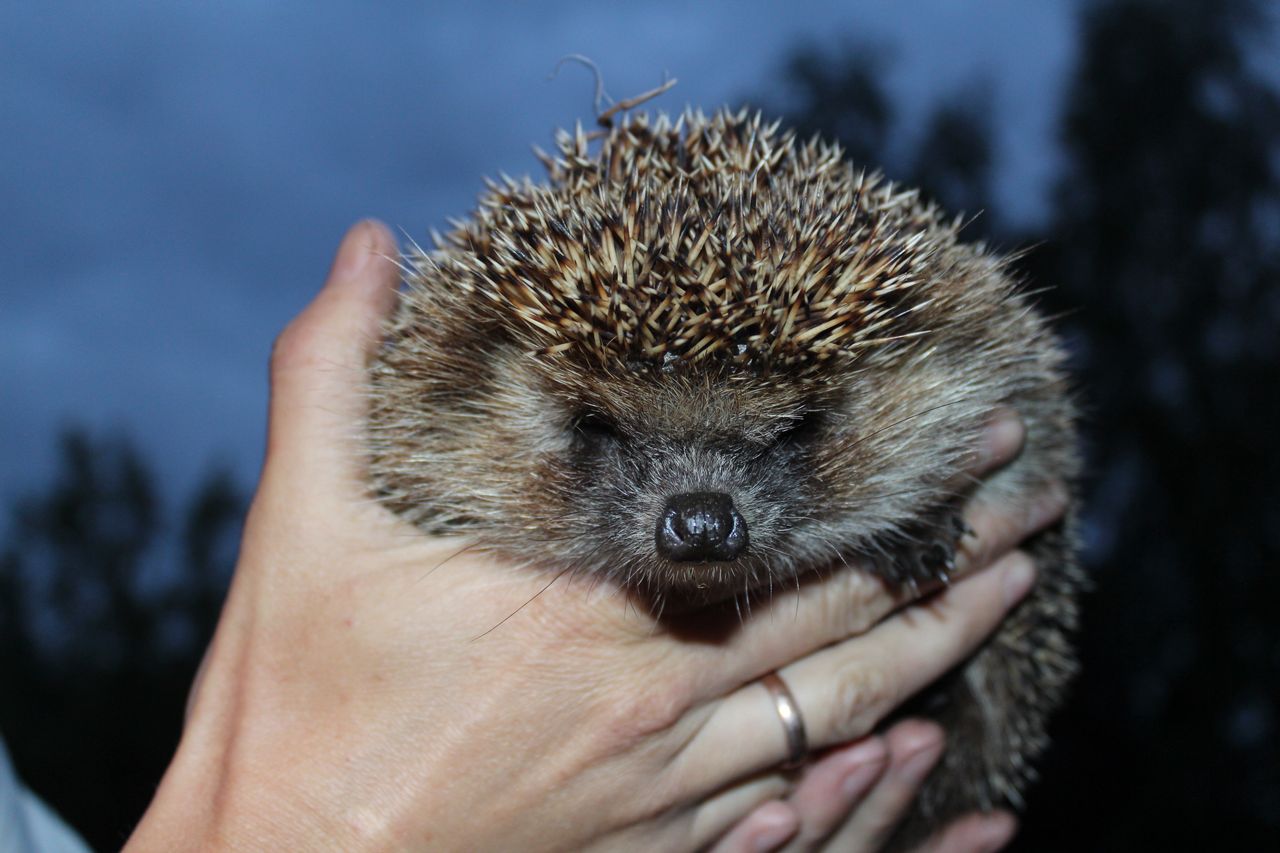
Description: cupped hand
xmin=126 ymin=221 xmax=1063 ymax=852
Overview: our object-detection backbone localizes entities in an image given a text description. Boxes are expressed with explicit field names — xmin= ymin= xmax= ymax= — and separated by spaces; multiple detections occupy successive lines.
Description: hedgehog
xmin=367 ymin=107 xmax=1082 ymax=849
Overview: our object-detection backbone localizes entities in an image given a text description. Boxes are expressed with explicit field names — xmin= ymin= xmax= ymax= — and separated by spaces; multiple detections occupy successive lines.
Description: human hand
xmin=714 ymin=437 xmax=1060 ymax=852
xmin=126 ymin=221 xmax=1064 ymax=852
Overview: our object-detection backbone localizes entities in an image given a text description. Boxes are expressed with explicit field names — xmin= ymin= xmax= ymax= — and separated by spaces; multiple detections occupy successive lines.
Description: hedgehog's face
xmin=525 ymin=359 xmax=825 ymax=598
xmin=368 ymin=108 xmax=1011 ymax=601
xmin=370 ymin=335 xmax=986 ymax=603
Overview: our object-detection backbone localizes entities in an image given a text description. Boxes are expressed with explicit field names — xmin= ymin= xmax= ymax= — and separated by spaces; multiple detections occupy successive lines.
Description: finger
xmin=264 ymin=220 xmax=400 ymax=493
xmin=689 ymin=455 xmax=1061 ymax=704
xmin=788 ymin=550 xmax=1035 ymax=748
xmin=953 ymin=480 xmax=1067 ymax=575
xmin=773 ymin=737 xmax=888 ymax=852
xmin=824 ymin=720 xmax=945 ymax=851
xmin=690 ymin=773 xmax=794 ymax=851
xmin=680 ymin=551 xmax=1035 ymax=784
xmin=951 ymin=408 xmax=1024 ymax=486
xmin=707 ymin=801 xmax=799 ymax=853
xmin=911 ymin=811 xmax=1017 ymax=853
xmin=713 ymin=479 xmax=1060 ymax=693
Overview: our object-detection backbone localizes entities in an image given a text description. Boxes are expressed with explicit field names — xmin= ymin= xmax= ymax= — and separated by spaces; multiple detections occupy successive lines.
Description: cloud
xmin=0 ymin=0 xmax=1074 ymax=515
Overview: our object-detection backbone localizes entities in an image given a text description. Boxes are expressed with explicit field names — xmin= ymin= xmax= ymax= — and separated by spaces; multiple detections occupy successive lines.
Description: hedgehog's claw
xmin=871 ymin=507 xmax=966 ymax=588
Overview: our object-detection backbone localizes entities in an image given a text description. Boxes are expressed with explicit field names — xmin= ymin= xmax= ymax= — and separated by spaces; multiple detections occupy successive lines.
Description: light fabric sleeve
xmin=0 ymin=736 xmax=91 ymax=853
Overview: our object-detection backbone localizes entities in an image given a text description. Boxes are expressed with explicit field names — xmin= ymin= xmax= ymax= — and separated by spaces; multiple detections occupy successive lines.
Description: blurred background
xmin=2 ymin=0 xmax=1277 ymax=849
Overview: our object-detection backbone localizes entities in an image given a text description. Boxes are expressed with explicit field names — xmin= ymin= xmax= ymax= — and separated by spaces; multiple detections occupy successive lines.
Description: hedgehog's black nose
xmin=656 ymin=492 xmax=748 ymax=562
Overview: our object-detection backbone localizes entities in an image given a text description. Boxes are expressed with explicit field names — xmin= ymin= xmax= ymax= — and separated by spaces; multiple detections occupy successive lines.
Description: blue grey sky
xmin=1 ymin=1 xmax=1076 ymax=517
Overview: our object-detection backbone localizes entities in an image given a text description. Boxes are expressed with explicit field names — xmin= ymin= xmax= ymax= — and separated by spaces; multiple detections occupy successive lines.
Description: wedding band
xmin=760 ymin=672 xmax=808 ymax=769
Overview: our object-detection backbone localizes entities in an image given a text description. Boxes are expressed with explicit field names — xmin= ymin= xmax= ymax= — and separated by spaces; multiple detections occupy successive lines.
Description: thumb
xmin=261 ymin=220 xmax=401 ymax=500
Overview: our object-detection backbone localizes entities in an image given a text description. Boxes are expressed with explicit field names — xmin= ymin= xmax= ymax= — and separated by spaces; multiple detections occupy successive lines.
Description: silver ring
xmin=760 ymin=672 xmax=808 ymax=769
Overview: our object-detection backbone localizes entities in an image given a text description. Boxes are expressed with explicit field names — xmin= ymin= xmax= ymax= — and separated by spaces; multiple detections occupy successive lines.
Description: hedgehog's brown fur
xmin=369 ymin=108 xmax=1082 ymax=849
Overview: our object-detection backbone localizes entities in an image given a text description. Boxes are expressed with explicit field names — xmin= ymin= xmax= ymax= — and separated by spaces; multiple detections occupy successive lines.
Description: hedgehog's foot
xmin=868 ymin=506 xmax=969 ymax=590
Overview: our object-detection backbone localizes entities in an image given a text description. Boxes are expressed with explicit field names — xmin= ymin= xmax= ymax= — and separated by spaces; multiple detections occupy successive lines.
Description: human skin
xmin=125 ymin=221 xmax=1065 ymax=852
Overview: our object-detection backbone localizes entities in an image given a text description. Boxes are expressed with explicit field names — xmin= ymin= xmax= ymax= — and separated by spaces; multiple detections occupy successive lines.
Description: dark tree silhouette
xmin=760 ymin=2 xmax=1280 ymax=849
xmin=767 ymin=41 xmax=896 ymax=172
xmin=5 ymin=432 xmax=158 ymax=671
xmin=0 ymin=430 xmax=243 ymax=851
xmin=1017 ymin=1 xmax=1280 ymax=849
xmin=760 ymin=41 xmax=998 ymax=237
xmin=908 ymin=90 xmax=996 ymax=229
xmin=175 ymin=469 xmax=243 ymax=650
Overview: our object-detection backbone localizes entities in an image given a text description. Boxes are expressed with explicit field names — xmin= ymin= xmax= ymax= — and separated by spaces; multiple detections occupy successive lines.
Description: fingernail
xmin=976 ymin=812 xmax=1018 ymax=851
xmin=840 ymin=740 xmax=888 ymax=796
xmin=751 ymin=813 xmax=796 ymax=851
xmin=334 ymin=220 xmax=378 ymax=277
xmin=980 ymin=409 xmax=1024 ymax=467
xmin=899 ymin=740 xmax=942 ymax=782
xmin=1028 ymin=481 xmax=1070 ymax=530
xmin=1002 ymin=554 xmax=1036 ymax=607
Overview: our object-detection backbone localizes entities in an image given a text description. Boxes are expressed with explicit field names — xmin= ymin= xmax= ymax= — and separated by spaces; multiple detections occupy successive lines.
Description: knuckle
xmin=595 ymin=674 xmax=693 ymax=751
xmin=821 ymin=570 xmax=889 ymax=638
xmin=270 ymin=317 xmax=324 ymax=376
xmin=826 ymin=657 xmax=894 ymax=740
xmin=270 ymin=322 xmax=304 ymax=373
xmin=960 ymin=507 xmax=1014 ymax=571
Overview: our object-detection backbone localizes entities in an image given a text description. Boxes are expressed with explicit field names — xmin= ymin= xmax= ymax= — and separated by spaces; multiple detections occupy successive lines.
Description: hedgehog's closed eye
xmin=570 ymin=410 xmax=621 ymax=451
xmin=775 ymin=409 xmax=824 ymax=448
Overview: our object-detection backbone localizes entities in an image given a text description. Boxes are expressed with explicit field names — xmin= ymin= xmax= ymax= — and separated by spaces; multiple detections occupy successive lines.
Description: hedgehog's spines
xmin=415 ymin=108 xmax=971 ymax=370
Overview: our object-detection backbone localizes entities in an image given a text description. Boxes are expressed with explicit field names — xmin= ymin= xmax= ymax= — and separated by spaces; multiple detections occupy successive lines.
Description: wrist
xmin=127 ymin=731 xmax=392 ymax=852
xmin=126 ymin=647 xmax=402 ymax=853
